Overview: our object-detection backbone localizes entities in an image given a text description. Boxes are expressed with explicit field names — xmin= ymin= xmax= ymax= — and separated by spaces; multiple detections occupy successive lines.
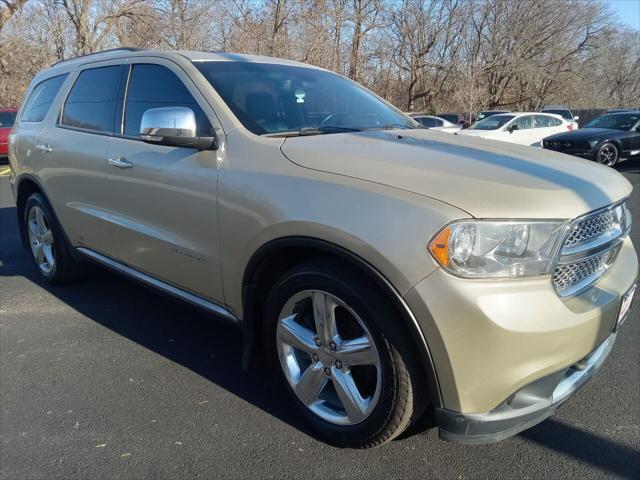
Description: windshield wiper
xmin=263 ymin=126 xmax=365 ymax=138
xmin=366 ymin=123 xmax=416 ymax=131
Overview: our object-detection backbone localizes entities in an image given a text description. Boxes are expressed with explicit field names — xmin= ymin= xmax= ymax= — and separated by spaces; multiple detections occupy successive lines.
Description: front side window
xmin=124 ymin=64 xmax=211 ymax=137
xmin=468 ymin=115 xmax=514 ymax=131
xmin=21 ymin=74 xmax=68 ymax=123
xmin=195 ymin=62 xmax=414 ymax=135
xmin=61 ymin=66 xmax=121 ymax=133
xmin=585 ymin=114 xmax=640 ymax=131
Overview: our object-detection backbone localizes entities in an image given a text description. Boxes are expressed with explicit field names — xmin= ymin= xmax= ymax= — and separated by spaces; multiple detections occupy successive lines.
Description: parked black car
xmin=542 ymin=112 xmax=640 ymax=166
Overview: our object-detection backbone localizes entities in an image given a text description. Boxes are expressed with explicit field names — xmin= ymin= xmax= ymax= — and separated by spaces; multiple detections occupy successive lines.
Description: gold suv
xmin=7 ymin=49 xmax=637 ymax=448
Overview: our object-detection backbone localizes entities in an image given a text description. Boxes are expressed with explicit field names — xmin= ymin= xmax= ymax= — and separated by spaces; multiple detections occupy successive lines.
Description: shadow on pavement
xmin=615 ymin=157 xmax=640 ymax=174
xmin=520 ymin=419 xmax=640 ymax=479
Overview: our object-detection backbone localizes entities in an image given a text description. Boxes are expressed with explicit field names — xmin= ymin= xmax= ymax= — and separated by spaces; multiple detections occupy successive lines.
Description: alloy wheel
xmin=276 ymin=290 xmax=382 ymax=425
xmin=27 ymin=205 xmax=55 ymax=275
xmin=598 ymin=144 xmax=617 ymax=166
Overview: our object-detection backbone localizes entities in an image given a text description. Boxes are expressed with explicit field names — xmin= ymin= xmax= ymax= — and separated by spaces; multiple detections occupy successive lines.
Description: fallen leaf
xmin=95 ymin=444 xmax=106 ymax=448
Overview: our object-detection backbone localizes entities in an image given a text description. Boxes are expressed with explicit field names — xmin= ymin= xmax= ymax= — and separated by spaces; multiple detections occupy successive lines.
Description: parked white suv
xmin=456 ymin=112 xmax=572 ymax=146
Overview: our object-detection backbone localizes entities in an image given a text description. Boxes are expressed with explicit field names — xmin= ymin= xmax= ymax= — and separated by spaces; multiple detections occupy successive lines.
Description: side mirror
xmin=140 ymin=106 xmax=217 ymax=150
xmin=574 ymin=116 xmax=580 ymax=121
xmin=508 ymin=124 xmax=519 ymax=133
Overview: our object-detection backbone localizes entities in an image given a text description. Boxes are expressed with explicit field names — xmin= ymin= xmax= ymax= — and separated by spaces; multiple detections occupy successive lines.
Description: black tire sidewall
xmin=263 ymin=263 xmax=414 ymax=447
xmin=597 ymin=142 xmax=618 ymax=166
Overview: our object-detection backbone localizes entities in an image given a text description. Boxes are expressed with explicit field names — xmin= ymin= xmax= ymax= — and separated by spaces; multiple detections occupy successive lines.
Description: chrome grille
xmin=553 ymin=202 xmax=630 ymax=297
xmin=564 ymin=209 xmax=616 ymax=246
xmin=553 ymin=249 xmax=617 ymax=294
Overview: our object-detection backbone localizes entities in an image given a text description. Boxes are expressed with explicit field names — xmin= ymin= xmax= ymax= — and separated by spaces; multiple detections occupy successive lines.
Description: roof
xmin=49 ymin=48 xmax=321 ymax=71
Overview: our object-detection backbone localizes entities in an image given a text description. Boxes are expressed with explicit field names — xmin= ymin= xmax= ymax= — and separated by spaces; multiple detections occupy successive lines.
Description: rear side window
xmin=0 ymin=111 xmax=16 ymax=127
xmin=21 ymin=74 xmax=68 ymax=123
xmin=124 ymin=64 xmax=210 ymax=137
xmin=61 ymin=66 xmax=121 ymax=133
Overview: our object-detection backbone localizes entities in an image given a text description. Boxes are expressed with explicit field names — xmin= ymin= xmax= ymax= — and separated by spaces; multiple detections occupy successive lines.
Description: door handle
xmin=108 ymin=157 xmax=133 ymax=169
xmin=35 ymin=144 xmax=53 ymax=152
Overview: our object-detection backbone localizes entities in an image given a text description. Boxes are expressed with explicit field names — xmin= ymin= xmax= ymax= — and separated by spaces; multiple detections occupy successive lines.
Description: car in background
xmin=456 ymin=112 xmax=571 ymax=146
xmin=438 ymin=112 xmax=472 ymax=129
xmin=409 ymin=114 xmax=461 ymax=133
xmin=540 ymin=106 xmax=579 ymax=130
xmin=608 ymin=108 xmax=640 ymax=114
xmin=476 ymin=110 xmax=510 ymax=121
xmin=542 ymin=112 xmax=640 ymax=166
xmin=0 ymin=107 xmax=18 ymax=159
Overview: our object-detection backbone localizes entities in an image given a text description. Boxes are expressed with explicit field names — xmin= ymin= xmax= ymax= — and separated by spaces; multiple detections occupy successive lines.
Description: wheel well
xmin=241 ymin=237 xmax=442 ymax=409
xmin=15 ymin=177 xmax=43 ymax=247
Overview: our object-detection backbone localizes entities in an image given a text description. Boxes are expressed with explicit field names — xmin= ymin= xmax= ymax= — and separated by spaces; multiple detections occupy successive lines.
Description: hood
xmin=281 ymin=129 xmax=632 ymax=219
xmin=545 ymin=128 xmax=627 ymax=141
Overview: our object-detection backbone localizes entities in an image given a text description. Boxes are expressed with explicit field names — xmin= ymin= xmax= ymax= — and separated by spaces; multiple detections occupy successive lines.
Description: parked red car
xmin=0 ymin=107 xmax=18 ymax=159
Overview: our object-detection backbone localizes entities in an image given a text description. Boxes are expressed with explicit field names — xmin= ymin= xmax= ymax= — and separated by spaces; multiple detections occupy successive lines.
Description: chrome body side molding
xmin=77 ymin=247 xmax=240 ymax=324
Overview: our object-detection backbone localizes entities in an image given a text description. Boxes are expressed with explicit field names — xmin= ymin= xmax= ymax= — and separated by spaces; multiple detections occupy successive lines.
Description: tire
xmin=262 ymin=258 xmax=427 ymax=448
xmin=23 ymin=193 xmax=83 ymax=284
xmin=596 ymin=142 xmax=619 ymax=166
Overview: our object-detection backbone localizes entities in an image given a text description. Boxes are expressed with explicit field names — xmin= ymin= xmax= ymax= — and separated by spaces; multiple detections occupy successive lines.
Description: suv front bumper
xmin=435 ymin=331 xmax=616 ymax=444
xmin=403 ymin=236 xmax=637 ymax=443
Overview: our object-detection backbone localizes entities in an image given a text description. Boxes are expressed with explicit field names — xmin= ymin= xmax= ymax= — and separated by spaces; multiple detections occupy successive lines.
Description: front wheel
xmin=263 ymin=259 xmax=426 ymax=448
xmin=596 ymin=142 xmax=619 ymax=166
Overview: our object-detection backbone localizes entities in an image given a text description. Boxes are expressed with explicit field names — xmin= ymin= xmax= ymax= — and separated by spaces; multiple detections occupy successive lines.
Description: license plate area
xmin=617 ymin=283 xmax=636 ymax=329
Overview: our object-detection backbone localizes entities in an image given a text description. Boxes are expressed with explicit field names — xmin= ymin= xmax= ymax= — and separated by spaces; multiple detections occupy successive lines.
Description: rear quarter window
xmin=20 ymin=74 xmax=68 ymax=123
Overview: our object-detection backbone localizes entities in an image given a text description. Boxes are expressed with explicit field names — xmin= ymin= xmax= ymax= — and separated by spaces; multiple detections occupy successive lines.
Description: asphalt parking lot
xmin=1 ymin=159 xmax=639 ymax=479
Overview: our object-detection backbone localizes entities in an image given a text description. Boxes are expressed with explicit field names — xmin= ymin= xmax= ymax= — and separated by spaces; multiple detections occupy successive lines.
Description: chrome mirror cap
xmin=140 ymin=106 xmax=217 ymax=150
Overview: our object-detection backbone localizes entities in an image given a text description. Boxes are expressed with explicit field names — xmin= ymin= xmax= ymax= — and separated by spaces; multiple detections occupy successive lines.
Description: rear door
xmin=104 ymin=59 xmax=224 ymax=303
xmin=43 ymin=62 xmax=125 ymax=258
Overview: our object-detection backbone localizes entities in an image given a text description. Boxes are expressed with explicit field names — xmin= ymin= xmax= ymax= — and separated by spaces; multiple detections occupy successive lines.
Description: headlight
xmin=429 ymin=220 xmax=567 ymax=278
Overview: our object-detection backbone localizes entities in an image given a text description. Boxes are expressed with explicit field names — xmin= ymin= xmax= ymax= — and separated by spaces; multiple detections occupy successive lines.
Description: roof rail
xmin=52 ymin=48 xmax=145 ymax=67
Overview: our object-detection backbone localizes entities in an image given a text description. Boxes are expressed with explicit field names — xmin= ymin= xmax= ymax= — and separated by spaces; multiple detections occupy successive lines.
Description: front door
xmin=104 ymin=61 xmax=224 ymax=304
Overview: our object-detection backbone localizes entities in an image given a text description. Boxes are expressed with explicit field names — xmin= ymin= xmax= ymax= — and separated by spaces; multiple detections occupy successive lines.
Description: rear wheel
xmin=23 ymin=193 xmax=83 ymax=283
xmin=596 ymin=142 xmax=618 ymax=166
xmin=263 ymin=259 xmax=426 ymax=448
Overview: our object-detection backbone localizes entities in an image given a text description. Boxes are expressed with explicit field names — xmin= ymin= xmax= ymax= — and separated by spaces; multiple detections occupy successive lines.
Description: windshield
xmin=195 ymin=62 xmax=415 ymax=135
xmin=468 ymin=115 xmax=514 ymax=130
xmin=477 ymin=111 xmax=507 ymax=120
xmin=541 ymin=109 xmax=572 ymax=120
xmin=0 ymin=111 xmax=16 ymax=128
xmin=585 ymin=114 xmax=640 ymax=131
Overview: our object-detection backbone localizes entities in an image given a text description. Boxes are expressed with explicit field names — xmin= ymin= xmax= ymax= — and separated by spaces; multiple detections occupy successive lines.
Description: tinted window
xmin=0 ymin=111 xmax=16 ymax=127
xmin=21 ymin=75 xmax=68 ymax=123
xmin=124 ymin=64 xmax=210 ymax=137
xmin=440 ymin=114 xmax=459 ymax=123
xmin=541 ymin=109 xmax=572 ymax=120
xmin=196 ymin=62 xmax=413 ymax=135
xmin=585 ymin=114 xmax=640 ymax=131
xmin=416 ymin=117 xmax=438 ymax=127
xmin=62 ymin=66 xmax=121 ymax=132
